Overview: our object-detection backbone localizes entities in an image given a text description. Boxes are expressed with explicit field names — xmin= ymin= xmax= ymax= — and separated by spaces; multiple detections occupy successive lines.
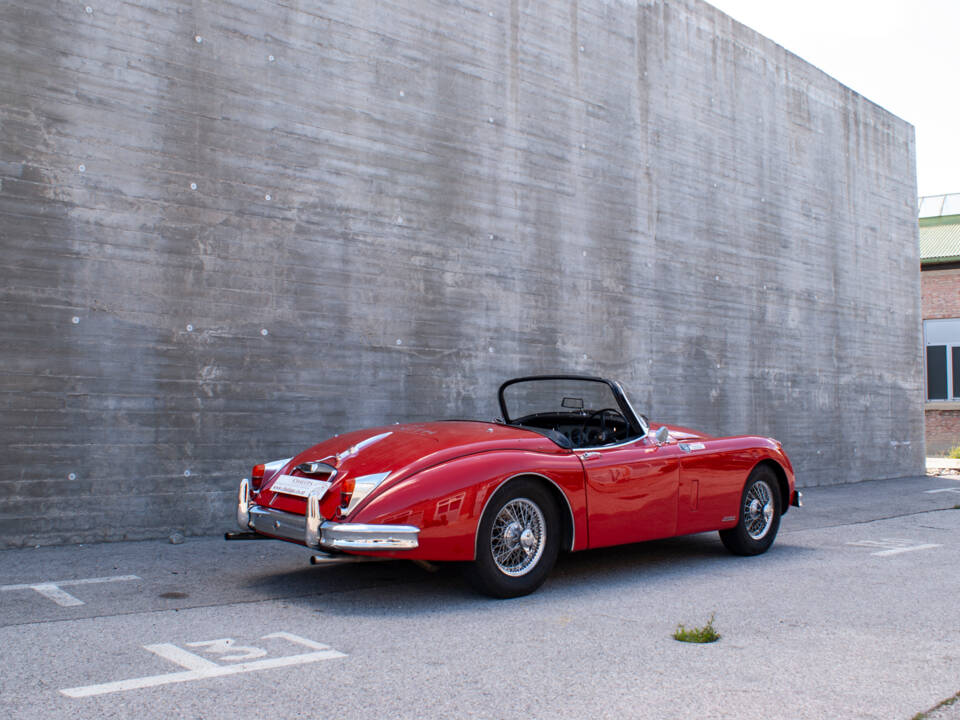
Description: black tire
xmin=719 ymin=465 xmax=782 ymax=556
xmin=462 ymin=479 xmax=560 ymax=598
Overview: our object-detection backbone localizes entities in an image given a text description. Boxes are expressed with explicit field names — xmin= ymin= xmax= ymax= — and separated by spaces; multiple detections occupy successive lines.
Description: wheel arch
xmin=752 ymin=459 xmax=790 ymax=515
xmin=475 ymin=472 xmax=576 ymax=556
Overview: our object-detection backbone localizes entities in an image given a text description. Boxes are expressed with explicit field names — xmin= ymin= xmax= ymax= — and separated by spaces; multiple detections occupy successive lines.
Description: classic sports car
xmin=232 ymin=375 xmax=800 ymax=597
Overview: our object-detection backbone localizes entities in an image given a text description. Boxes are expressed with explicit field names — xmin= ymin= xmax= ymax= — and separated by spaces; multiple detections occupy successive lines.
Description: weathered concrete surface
xmin=0 ymin=0 xmax=922 ymax=547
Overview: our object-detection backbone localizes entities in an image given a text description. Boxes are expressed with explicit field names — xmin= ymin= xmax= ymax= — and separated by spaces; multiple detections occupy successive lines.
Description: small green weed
xmin=673 ymin=613 xmax=720 ymax=644
xmin=947 ymin=445 xmax=960 ymax=460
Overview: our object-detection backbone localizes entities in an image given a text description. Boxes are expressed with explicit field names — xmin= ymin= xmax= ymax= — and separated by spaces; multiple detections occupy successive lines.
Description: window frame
xmin=923 ymin=318 xmax=960 ymax=402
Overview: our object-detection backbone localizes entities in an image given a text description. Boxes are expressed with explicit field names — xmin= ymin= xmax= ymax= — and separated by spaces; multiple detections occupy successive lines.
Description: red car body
xmin=234 ymin=376 xmax=799 ymax=596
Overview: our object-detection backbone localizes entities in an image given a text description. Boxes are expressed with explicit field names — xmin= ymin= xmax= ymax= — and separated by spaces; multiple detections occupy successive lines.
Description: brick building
xmin=920 ymin=193 xmax=960 ymax=453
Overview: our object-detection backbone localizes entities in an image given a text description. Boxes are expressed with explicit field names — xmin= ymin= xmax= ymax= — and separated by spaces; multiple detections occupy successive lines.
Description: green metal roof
xmin=920 ymin=215 xmax=960 ymax=264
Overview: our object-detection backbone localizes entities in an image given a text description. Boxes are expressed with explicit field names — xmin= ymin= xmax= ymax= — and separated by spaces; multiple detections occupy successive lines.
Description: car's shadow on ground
xmin=549 ymin=534 xmax=813 ymax=589
xmin=240 ymin=533 xmax=815 ymax=616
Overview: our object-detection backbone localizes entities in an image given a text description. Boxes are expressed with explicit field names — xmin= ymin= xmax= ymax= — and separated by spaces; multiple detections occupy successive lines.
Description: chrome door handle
xmin=580 ymin=452 xmax=601 ymax=460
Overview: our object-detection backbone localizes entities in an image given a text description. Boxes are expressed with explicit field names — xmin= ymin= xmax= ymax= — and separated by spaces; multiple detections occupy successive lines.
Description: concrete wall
xmin=0 ymin=0 xmax=922 ymax=547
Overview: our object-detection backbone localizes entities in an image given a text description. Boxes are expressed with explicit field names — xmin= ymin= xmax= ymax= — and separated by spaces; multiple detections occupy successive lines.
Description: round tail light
xmin=251 ymin=464 xmax=265 ymax=490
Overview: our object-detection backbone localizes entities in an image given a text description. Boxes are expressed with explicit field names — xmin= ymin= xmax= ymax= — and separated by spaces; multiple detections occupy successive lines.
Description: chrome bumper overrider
xmin=236 ymin=478 xmax=419 ymax=551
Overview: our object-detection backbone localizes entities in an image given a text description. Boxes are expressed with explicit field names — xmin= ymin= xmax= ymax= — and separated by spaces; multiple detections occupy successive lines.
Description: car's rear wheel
xmin=463 ymin=479 xmax=559 ymax=598
xmin=719 ymin=465 xmax=781 ymax=556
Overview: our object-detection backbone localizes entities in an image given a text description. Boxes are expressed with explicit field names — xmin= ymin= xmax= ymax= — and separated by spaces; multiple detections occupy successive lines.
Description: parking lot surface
xmin=2 ymin=474 xmax=959 ymax=719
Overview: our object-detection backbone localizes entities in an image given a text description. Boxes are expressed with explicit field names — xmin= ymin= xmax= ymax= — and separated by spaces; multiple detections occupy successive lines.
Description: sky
xmin=706 ymin=0 xmax=960 ymax=198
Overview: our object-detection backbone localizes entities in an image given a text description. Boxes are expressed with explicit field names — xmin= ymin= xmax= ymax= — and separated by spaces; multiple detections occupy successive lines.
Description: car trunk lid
xmin=255 ymin=420 xmax=567 ymax=518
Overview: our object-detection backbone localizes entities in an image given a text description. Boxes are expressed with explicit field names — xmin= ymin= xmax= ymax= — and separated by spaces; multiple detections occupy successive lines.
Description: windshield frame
xmin=497 ymin=375 xmax=648 ymax=438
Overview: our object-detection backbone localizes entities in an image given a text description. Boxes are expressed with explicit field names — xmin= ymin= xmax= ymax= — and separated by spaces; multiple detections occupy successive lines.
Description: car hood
xmin=256 ymin=421 xmax=568 ymax=514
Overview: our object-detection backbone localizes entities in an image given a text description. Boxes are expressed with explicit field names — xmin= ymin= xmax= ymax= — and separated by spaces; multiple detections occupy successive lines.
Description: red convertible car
xmin=233 ymin=375 xmax=800 ymax=597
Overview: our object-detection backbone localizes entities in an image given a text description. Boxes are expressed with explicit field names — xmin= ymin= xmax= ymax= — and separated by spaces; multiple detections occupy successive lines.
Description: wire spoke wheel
xmin=463 ymin=479 xmax=560 ymax=598
xmin=743 ymin=479 xmax=774 ymax=540
xmin=719 ymin=466 xmax=782 ymax=557
xmin=490 ymin=498 xmax=546 ymax=577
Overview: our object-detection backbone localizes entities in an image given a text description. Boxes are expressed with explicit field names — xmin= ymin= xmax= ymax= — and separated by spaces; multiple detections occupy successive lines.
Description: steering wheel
xmin=580 ymin=408 xmax=627 ymax=446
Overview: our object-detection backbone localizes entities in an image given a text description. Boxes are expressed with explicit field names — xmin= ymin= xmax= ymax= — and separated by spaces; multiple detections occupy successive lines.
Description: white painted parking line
xmin=145 ymin=644 xmax=220 ymax=671
xmin=0 ymin=575 xmax=140 ymax=606
xmin=261 ymin=631 xmax=333 ymax=650
xmin=847 ymin=539 xmax=943 ymax=556
xmin=871 ymin=544 xmax=941 ymax=557
xmin=185 ymin=638 xmax=268 ymax=661
xmin=60 ymin=632 xmax=346 ymax=698
xmin=925 ymin=488 xmax=960 ymax=495
xmin=30 ymin=584 xmax=87 ymax=607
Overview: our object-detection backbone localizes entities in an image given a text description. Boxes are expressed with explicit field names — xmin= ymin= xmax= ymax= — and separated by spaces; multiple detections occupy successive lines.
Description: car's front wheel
xmin=719 ymin=465 xmax=782 ymax=556
xmin=463 ymin=479 xmax=559 ymax=598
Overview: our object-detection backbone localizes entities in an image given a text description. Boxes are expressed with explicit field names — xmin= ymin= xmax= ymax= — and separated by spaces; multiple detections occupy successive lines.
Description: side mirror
xmin=652 ymin=426 xmax=670 ymax=445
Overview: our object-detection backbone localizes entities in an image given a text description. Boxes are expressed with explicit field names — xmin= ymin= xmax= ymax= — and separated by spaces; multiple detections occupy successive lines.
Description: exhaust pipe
xmin=224 ymin=531 xmax=266 ymax=541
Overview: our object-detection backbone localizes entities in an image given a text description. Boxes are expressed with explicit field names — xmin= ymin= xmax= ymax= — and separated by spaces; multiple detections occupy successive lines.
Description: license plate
xmin=269 ymin=474 xmax=332 ymax=498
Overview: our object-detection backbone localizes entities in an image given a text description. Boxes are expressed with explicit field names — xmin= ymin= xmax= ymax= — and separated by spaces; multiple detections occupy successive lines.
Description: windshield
xmin=502 ymin=377 xmax=622 ymax=423
xmin=498 ymin=376 xmax=643 ymax=448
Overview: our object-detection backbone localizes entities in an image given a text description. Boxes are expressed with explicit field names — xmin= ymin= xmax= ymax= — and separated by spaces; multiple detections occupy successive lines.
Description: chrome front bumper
xmin=236 ymin=478 xmax=419 ymax=551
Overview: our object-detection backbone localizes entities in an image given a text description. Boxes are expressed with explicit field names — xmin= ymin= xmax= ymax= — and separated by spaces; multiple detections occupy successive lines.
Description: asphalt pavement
xmin=2 ymin=472 xmax=960 ymax=719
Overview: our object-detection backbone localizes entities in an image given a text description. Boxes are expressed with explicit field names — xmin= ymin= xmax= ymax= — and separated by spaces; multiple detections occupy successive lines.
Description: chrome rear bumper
xmin=236 ymin=478 xmax=419 ymax=551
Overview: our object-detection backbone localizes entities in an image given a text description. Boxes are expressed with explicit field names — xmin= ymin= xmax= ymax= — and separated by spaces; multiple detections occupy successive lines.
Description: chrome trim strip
xmin=344 ymin=471 xmax=392 ymax=515
xmin=262 ymin=457 xmax=292 ymax=486
xmin=572 ymin=435 xmax=646 ymax=453
xmin=473 ymin=472 xmax=578 ymax=557
xmin=336 ymin=431 xmax=392 ymax=462
xmin=613 ymin=381 xmax=649 ymax=436
xmin=246 ymin=503 xmax=419 ymax=551
xmin=321 ymin=522 xmax=419 ymax=550
xmin=237 ymin=478 xmax=251 ymax=529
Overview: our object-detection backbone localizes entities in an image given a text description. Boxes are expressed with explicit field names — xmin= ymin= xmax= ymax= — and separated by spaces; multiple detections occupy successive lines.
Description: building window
xmin=924 ymin=319 xmax=960 ymax=400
